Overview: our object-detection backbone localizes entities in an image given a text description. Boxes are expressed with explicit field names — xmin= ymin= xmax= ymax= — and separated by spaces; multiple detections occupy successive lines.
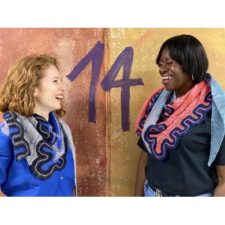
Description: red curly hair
xmin=0 ymin=54 xmax=65 ymax=117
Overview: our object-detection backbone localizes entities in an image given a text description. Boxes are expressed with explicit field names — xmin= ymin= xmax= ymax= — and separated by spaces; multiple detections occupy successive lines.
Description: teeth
xmin=162 ymin=76 xmax=171 ymax=80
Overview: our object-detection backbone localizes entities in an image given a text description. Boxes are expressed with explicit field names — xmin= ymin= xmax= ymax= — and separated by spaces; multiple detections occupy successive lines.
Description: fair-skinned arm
xmin=135 ymin=151 xmax=148 ymax=196
xmin=214 ymin=166 xmax=225 ymax=196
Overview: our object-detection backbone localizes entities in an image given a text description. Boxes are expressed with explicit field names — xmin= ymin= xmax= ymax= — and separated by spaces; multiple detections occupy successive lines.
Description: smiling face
xmin=33 ymin=64 xmax=65 ymax=120
xmin=158 ymin=48 xmax=194 ymax=97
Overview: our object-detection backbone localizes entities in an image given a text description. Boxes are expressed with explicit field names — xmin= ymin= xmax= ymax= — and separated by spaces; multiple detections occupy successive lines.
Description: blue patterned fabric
xmin=0 ymin=112 xmax=76 ymax=196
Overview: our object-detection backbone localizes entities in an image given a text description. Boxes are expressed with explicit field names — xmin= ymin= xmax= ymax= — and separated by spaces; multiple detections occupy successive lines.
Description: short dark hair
xmin=156 ymin=34 xmax=208 ymax=83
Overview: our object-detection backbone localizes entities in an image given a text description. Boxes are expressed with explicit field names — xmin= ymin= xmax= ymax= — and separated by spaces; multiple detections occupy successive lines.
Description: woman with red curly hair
xmin=0 ymin=54 xmax=77 ymax=196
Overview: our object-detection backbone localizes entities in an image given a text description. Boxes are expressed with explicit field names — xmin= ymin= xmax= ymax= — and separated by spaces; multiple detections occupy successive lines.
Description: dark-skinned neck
xmin=175 ymin=81 xmax=195 ymax=98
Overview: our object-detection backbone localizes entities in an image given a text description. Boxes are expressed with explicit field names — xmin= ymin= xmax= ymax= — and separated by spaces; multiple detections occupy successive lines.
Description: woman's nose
xmin=159 ymin=66 xmax=169 ymax=75
xmin=59 ymin=81 xmax=66 ymax=91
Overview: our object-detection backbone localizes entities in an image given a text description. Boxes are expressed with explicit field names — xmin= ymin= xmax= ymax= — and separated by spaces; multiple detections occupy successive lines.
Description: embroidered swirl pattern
xmin=144 ymin=93 xmax=212 ymax=160
xmin=3 ymin=111 xmax=66 ymax=179
xmin=3 ymin=112 xmax=31 ymax=160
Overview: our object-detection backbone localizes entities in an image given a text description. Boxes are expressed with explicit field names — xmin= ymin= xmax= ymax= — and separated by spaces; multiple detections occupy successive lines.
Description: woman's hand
xmin=214 ymin=166 xmax=225 ymax=196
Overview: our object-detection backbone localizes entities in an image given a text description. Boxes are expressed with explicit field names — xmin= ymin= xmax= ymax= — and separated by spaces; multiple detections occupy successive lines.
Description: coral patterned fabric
xmin=135 ymin=81 xmax=212 ymax=160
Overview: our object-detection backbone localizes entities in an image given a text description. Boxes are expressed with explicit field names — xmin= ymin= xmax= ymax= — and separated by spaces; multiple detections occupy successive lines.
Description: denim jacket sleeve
xmin=0 ymin=123 xmax=13 ymax=187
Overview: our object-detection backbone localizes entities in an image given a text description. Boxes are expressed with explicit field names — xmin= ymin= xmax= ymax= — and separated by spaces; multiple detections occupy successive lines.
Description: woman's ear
xmin=33 ymin=88 xmax=38 ymax=97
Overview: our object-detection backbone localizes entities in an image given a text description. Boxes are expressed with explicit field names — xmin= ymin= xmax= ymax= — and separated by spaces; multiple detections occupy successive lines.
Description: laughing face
xmin=158 ymin=48 xmax=194 ymax=97
xmin=33 ymin=64 xmax=65 ymax=120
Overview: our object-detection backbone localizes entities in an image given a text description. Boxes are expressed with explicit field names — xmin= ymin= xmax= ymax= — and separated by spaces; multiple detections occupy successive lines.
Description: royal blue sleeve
xmin=0 ymin=125 xmax=13 ymax=186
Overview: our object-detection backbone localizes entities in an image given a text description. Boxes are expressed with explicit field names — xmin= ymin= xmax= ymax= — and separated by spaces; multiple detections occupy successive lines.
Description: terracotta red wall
xmin=0 ymin=28 xmax=108 ymax=196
